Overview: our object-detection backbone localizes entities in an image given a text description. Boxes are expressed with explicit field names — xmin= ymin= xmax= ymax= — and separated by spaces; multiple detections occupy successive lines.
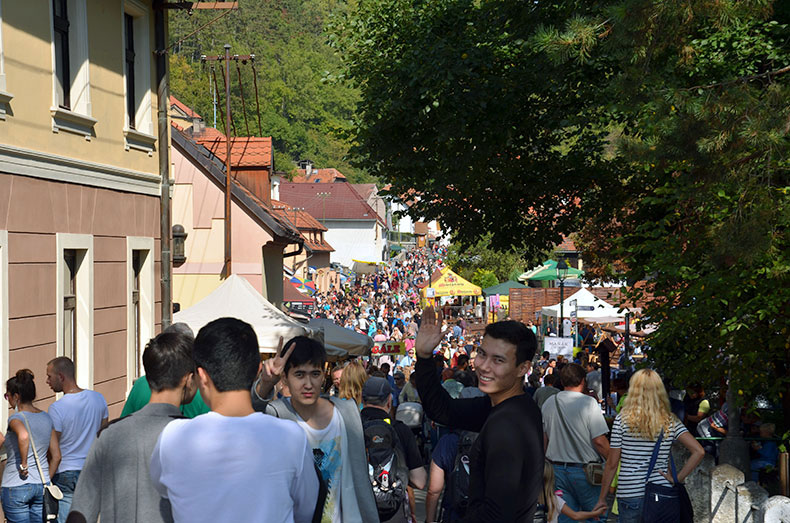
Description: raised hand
xmin=414 ymin=306 xmax=448 ymax=359
xmin=259 ymin=336 xmax=297 ymax=385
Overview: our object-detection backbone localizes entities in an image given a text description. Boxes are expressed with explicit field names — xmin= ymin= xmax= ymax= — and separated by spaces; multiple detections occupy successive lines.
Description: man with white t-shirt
xmin=46 ymin=357 xmax=109 ymax=523
xmin=542 ymin=363 xmax=610 ymax=523
xmin=252 ymin=336 xmax=379 ymax=523
xmin=150 ymin=318 xmax=320 ymax=523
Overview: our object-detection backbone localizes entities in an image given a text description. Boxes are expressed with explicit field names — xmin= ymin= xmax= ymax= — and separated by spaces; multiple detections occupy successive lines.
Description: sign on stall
xmin=372 ymin=341 xmax=406 ymax=356
xmin=544 ymin=337 xmax=574 ymax=358
xmin=425 ymin=287 xmax=436 ymax=298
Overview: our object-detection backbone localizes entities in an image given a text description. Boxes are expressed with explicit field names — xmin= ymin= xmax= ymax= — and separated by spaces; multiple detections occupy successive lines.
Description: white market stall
xmin=540 ymin=288 xmax=628 ymax=355
xmin=308 ymin=318 xmax=373 ymax=357
xmin=174 ymin=274 xmax=323 ymax=353
xmin=540 ymin=288 xmax=625 ymax=322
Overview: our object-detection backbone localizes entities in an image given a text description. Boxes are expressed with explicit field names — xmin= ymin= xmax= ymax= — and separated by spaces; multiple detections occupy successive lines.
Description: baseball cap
xmin=362 ymin=376 xmax=391 ymax=400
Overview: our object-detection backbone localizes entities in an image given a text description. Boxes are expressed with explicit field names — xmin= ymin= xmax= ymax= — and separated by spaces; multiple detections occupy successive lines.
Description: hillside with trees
xmin=167 ymin=0 xmax=371 ymax=181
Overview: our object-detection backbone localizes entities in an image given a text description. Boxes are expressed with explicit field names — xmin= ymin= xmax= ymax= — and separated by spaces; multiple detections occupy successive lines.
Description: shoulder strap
xmin=553 ymin=395 xmax=586 ymax=463
xmin=20 ymin=413 xmax=50 ymax=486
xmin=645 ymin=429 xmax=665 ymax=481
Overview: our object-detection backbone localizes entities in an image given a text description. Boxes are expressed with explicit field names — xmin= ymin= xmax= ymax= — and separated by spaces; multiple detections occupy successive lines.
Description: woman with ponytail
xmin=1 ymin=369 xmax=61 ymax=522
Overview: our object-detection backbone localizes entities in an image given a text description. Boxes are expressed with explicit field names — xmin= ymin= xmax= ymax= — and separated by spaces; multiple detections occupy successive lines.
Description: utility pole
xmin=202 ymin=45 xmax=237 ymax=277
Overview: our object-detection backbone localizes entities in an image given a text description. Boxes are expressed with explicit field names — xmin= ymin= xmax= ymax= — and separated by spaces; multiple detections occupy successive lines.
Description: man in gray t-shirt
xmin=66 ymin=330 xmax=197 ymax=523
xmin=542 ymin=363 xmax=610 ymax=523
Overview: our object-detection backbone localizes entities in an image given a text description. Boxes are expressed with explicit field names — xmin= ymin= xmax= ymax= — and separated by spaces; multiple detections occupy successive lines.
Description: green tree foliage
xmin=332 ymin=0 xmax=618 ymax=257
xmin=167 ymin=0 xmax=373 ymax=182
xmin=471 ymin=269 xmax=498 ymax=290
xmin=339 ymin=0 xmax=790 ymax=413
xmin=444 ymin=233 xmax=531 ymax=285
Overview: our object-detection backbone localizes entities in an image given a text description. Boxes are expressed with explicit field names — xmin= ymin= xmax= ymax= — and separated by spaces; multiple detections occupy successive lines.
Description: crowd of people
xmin=0 ymin=245 xmax=780 ymax=523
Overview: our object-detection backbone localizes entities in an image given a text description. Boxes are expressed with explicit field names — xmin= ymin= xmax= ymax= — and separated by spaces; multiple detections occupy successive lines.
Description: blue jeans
xmin=553 ymin=464 xmax=608 ymax=523
xmin=52 ymin=470 xmax=80 ymax=523
xmin=617 ymin=496 xmax=643 ymax=522
xmin=1 ymin=484 xmax=44 ymax=523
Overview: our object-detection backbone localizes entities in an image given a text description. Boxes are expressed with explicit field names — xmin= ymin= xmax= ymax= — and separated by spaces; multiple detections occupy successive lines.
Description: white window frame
xmin=0 ymin=231 xmax=9 ymax=430
xmin=0 ymin=0 xmax=13 ymax=120
xmin=126 ymin=236 xmax=155 ymax=393
xmin=55 ymin=233 xmax=94 ymax=389
xmin=49 ymin=0 xmax=95 ymax=139
xmin=122 ymin=0 xmax=155 ymax=154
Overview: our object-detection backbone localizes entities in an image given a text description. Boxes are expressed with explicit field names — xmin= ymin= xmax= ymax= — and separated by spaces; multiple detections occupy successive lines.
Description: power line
xmin=235 ymin=58 xmax=250 ymax=136
xmin=251 ymin=60 xmax=263 ymax=136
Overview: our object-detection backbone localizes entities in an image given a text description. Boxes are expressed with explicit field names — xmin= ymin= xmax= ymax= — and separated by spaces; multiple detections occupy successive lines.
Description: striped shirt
xmin=610 ymin=414 xmax=687 ymax=499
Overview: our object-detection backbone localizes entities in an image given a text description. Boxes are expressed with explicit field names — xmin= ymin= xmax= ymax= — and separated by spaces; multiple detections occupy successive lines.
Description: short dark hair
xmin=47 ymin=356 xmax=75 ymax=379
xmin=143 ymin=331 xmax=196 ymax=392
xmin=6 ymin=369 xmax=36 ymax=403
xmin=544 ymin=373 xmax=559 ymax=387
xmin=454 ymin=370 xmax=474 ymax=388
xmin=559 ymin=363 xmax=586 ymax=388
xmin=380 ymin=362 xmax=391 ymax=374
xmin=194 ymin=318 xmax=260 ymax=392
xmin=542 ymin=351 xmax=550 ymax=359
xmin=484 ymin=321 xmax=537 ymax=365
xmin=456 ymin=354 xmax=470 ymax=368
xmin=282 ymin=336 xmax=326 ymax=375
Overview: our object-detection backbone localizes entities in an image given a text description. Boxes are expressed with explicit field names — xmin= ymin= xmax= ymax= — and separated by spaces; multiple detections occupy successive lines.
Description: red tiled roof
xmin=169 ymin=96 xmax=202 ymax=119
xmin=271 ymin=200 xmax=335 ymax=252
xmin=556 ymin=235 xmax=577 ymax=252
xmin=304 ymin=239 xmax=334 ymax=253
xmin=197 ymin=134 xmax=273 ymax=169
xmin=290 ymin=168 xmax=347 ymax=183
xmin=353 ymin=183 xmax=377 ymax=200
xmin=279 ymin=183 xmax=382 ymax=222
xmin=271 ymin=200 xmax=328 ymax=232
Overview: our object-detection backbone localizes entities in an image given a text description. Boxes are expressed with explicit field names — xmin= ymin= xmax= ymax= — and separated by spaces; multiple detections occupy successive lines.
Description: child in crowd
xmin=538 ymin=460 xmax=607 ymax=523
xmin=751 ymin=423 xmax=779 ymax=482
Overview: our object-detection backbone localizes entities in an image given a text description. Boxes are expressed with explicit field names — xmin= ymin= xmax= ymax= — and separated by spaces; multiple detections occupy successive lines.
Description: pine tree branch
xmin=680 ymin=64 xmax=790 ymax=92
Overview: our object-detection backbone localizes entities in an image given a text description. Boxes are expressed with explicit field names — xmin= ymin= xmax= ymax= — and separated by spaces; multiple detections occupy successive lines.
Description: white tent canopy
xmin=174 ymin=275 xmax=322 ymax=353
xmin=308 ymin=318 xmax=374 ymax=357
xmin=541 ymin=288 xmax=627 ymax=320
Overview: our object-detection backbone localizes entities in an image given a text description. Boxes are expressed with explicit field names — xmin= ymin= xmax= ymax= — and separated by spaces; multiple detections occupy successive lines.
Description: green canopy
xmin=482 ymin=280 xmax=526 ymax=296
xmin=390 ymin=244 xmax=404 ymax=252
xmin=518 ymin=260 xmax=584 ymax=282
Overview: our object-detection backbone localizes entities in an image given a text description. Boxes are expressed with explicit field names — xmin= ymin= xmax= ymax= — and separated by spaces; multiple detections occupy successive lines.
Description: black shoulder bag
xmin=642 ymin=429 xmax=693 ymax=523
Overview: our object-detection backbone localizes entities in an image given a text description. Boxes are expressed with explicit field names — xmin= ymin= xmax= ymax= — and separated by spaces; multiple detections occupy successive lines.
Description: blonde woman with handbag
xmin=593 ymin=369 xmax=704 ymax=522
xmin=1 ymin=369 xmax=62 ymax=523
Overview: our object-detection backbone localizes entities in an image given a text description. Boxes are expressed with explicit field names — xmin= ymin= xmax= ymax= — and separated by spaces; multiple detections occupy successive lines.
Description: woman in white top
xmin=594 ymin=369 xmax=704 ymax=523
xmin=1 ymin=369 xmax=62 ymax=523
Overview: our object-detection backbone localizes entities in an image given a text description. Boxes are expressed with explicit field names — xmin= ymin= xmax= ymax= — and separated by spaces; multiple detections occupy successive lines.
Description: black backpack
xmin=363 ymin=418 xmax=409 ymax=521
xmin=442 ymin=431 xmax=477 ymax=521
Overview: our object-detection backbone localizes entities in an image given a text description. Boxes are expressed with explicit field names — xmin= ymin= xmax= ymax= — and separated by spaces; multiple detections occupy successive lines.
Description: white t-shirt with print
xmin=297 ymin=407 xmax=345 ymax=523
xmin=150 ymin=412 xmax=319 ymax=523
xmin=48 ymin=390 xmax=108 ymax=471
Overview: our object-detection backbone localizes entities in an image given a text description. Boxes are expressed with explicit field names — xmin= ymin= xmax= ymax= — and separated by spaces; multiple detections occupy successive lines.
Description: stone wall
xmin=672 ymin=444 xmax=790 ymax=523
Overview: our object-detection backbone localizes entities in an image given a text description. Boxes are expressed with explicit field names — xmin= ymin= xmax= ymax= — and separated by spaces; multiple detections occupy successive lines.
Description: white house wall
xmin=323 ymin=220 xmax=381 ymax=267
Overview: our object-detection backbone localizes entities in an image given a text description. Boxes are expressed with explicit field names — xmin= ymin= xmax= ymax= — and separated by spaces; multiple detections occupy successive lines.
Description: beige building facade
xmin=0 ymin=0 xmax=164 ymax=419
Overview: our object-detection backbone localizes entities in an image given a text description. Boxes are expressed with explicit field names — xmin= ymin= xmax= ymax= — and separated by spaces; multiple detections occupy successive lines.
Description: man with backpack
xmin=425 ymin=387 xmax=486 ymax=522
xmin=414 ymin=307 xmax=544 ymax=522
xmin=360 ymin=377 xmax=427 ymax=523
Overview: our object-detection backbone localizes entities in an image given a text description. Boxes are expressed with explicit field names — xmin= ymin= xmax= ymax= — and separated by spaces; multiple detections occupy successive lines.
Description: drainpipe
xmin=154 ymin=1 xmax=172 ymax=329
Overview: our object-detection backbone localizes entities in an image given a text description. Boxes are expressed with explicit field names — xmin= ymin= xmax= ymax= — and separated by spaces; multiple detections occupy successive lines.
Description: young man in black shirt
xmin=413 ymin=307 xmax=543 ymax=522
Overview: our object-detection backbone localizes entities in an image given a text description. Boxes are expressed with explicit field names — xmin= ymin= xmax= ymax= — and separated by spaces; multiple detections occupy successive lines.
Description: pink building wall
xmin=171 ymin=145 xmax=276 ymax=299
xmin=0 ymin=174 xmax=161 ymax=418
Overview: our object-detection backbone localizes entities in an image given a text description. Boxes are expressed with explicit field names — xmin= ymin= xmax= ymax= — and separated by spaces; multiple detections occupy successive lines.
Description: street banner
xmin=372 ymin=341 xmax=406 ymax=356
xmin=544 ymin=337 xmax=573 ymax=358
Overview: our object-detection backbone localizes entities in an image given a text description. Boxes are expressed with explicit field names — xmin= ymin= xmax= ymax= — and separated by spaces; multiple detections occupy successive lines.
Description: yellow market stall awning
xmin=420 ymin=267 xmax=482 ymax=298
